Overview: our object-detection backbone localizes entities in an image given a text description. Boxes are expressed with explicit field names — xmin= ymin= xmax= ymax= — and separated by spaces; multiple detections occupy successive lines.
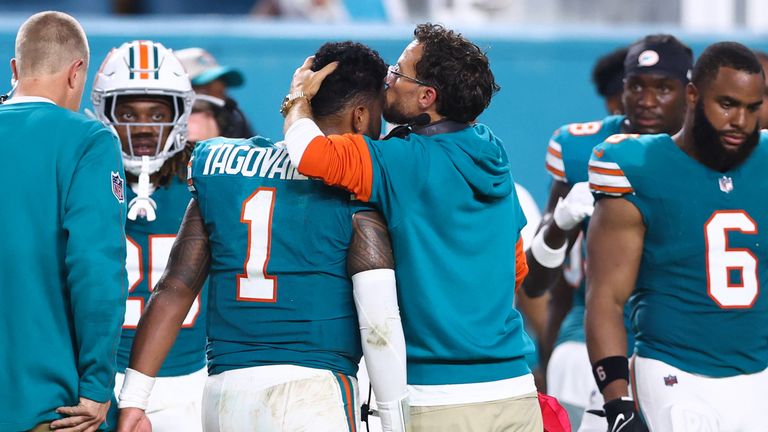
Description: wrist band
xmin=592 ymin=356 xmax=629 ymax=392
xmin=118 ymin=368 xmax=156 ymax=410
xmin=530 ymin=228 xmax=567 ymax=268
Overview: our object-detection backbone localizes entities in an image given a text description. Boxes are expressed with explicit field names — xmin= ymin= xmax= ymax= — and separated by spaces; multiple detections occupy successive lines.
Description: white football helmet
xmin=92 ymin=40 xmax=194 ymax=176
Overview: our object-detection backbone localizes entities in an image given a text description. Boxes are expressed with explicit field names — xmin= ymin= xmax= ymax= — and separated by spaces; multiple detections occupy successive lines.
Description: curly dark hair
xmin=412 ymin=23 xmax=499 ymax=123
xmin=155 ymin=146 xmax=190 ymax=187
xmin=311 ymin=41 xmax=387 ymax=118
xmin=692 ymin=42 xmax=763 ymax=90
xmin=592 ymin=46 xmax=628 ymax=98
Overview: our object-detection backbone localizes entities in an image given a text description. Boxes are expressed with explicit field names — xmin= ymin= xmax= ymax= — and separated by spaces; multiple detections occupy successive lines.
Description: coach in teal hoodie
xmin=283 ymin=23 xmax=541 ymax=432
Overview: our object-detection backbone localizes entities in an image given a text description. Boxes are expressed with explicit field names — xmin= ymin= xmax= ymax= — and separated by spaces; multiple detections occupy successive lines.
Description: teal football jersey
xmin=0 ymin=100 xmax=127 ymax=431
xmin=590 ymin=133 xmax=768 ymax=377
xmin=544 ymin=115 xmax=634 ymax=351
xmin=120 ymin=177 xmax=207 ymax=377
xmin=545 ymin=115 xmax=625 ymax=184
xmin=189 ymin=137 xmax=363 ymax=377
xmin=362 ymin=125 xmax=534 ymax=385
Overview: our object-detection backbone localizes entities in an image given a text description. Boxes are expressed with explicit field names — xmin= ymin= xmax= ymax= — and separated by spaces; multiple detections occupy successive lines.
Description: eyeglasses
xmin=386 ymin=64 xmax=431 ymax=87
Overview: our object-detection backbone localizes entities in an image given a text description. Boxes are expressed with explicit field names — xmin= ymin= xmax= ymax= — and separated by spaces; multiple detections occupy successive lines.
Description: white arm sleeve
xmin=284 ymin=117 xmax=324 ymax=165
xmin=352 ymin=269 xmax=410 ymax=432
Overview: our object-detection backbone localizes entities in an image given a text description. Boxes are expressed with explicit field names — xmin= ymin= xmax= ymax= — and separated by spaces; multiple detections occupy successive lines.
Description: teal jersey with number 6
xmin=119 ymin=176 xmax=207 ymax=377
xmin=589 ymin=133 xmax=768 ymax=377
xmin=189 ymin=137 xmax=363 ymax=377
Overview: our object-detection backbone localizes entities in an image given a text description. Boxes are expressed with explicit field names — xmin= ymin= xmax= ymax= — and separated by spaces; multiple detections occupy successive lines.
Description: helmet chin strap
xmin=127 ymin=156 xmax=158 ymax=221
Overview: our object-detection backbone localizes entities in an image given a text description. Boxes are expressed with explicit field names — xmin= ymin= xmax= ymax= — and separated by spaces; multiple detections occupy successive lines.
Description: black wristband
xmin=592 ymin=356 xmax=629 ymax=392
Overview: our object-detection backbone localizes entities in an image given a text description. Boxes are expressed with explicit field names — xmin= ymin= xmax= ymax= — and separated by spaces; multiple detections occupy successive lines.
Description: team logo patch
xmin=638 ymin=50 xmax=660 ymax=67
xmin=663 ymin=375 xmax=678 ymax=387
xmin=111 ymin=171 xmax=125 ymax=203
xmin=719 ymin=176 xmax=733 ymax=193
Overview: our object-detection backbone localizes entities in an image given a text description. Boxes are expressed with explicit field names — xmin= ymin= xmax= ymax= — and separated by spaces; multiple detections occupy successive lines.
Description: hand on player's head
xmin=290 ymin=56 xmax=339 ymax=99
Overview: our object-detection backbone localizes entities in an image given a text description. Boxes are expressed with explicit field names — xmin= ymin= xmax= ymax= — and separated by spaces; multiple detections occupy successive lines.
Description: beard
xmin=383 ymin=104 xmax=411 ymax=126
xmin=383 ymin=96 xmax=416 ymax=126
xmin=692 ymin=100 xmax=759 ymax=172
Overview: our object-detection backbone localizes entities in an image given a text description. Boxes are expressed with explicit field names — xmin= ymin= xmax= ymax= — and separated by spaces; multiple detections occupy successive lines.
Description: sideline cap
xmin=624 ymin=35 xmax=693 ymax=83
xmin=176 ymin=47 xmax=244 ymax=87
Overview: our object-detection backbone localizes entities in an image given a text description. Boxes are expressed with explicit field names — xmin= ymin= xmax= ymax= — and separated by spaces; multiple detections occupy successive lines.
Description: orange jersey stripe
xmin=545 ymin=163 xmax=565 ymax=179
xmin=338 ymin=373 xmax=356 ymax=432
xmin=139 ymin=42 xmax=149 ymax=79
xmin=547 ymin=146 xmax=562 ymax=158
xmin=515 ymin=237 xmax=528 ymax=291
xmin=588 ymin=166 xmax=625 ymax=176
xmin=298 ymin=134 xmax=374 ymax=202
xmin=590 ymin=184 xmax=633 ymax=194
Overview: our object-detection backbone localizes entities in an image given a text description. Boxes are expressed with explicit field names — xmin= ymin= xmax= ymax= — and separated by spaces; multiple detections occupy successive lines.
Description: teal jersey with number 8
xmin=545 ymin=115 xmax=635 ymax=354
xmin=189 ymin=137 xmax=363 ymax=377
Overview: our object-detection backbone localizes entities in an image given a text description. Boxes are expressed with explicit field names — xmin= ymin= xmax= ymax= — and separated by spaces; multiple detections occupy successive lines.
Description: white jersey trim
xmin=588 ymin=172 xmax=632 ymax=189
xmin=588 ymin=158 xmax=633 ymax=196
xmin=4 ymin=96 xmax=55 ymax=105
xmin=407 ymin=373 xmax=536 ymax=406
xmin=545 ymin=139 xmax=566 ymax=182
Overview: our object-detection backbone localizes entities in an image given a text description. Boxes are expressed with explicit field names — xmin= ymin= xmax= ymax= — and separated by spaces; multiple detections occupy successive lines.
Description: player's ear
xmin=352 ymin=105 xmax=369 ymax=135
xmin=686 ymin=82 xmax=698 ymax=107
xmin=66 ymin=58 xmax=85 ymax=90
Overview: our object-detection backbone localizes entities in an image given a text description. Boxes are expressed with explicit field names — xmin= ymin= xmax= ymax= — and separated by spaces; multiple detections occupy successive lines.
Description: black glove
xmin=588 ymin=398 xmax=648 ymax=432
xmin=604 ymin=398 xmax=647 ymax=432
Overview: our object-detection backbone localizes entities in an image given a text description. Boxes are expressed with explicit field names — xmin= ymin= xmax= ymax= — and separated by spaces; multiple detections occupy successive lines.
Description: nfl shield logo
xmin=663 ymin=375 xmax=678 ymax=387
xmin=718 ymin=176 xmax=733 ymax=193
xmin=111 ymin=171 xmax=125 ymax=203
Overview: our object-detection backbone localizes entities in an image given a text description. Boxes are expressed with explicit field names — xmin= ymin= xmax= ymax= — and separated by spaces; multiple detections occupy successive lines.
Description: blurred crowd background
xmin=1 ymin=0 xmax=767 ymax=205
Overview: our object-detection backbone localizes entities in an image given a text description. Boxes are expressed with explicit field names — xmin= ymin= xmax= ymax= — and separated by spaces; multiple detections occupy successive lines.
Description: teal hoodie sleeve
xmin=63 ymin=126 xmax=128 ymax=403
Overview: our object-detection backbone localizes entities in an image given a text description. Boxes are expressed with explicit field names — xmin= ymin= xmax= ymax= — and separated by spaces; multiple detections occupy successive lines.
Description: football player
xmin=117 ymin=41 xmax=409 ymax=432
xmin=91 ymin=40 xmax=206 ymax=432
xmin=522 ymin=35 xmax=693 ymax=430
xmin=587 ymin=41 xmax=768 ymax=432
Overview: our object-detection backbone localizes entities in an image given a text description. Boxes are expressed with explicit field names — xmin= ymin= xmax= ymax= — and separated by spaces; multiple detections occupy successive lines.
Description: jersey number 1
xmin=705 ymin=210 xmax=759 ymax=308
xmin=237 ymin=188 xmax=278 ymax=302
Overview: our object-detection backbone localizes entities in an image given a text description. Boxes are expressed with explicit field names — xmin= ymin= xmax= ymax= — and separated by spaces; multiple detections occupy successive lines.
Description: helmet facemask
xmin=104 ymin=91 xmax=190 ymax=176
xmin=91 ymin=40 xmax=195 ymax=177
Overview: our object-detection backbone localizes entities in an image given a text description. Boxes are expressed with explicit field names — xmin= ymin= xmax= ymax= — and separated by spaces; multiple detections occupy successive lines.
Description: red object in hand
xmin=538 ymin=392 xmax=572 ymax=432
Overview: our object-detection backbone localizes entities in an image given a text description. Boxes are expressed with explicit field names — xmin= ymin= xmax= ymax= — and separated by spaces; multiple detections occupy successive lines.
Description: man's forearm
xmin=538 ymin=276 xmax=574 ymax=368
xmin=523 ymin=218 xmax=579 ymax=297
xmin=541 ymin=217 xmax=570 ymax=248
xmin=585 ymin=297 xmax=629 ymax=401
xmin=128 ymin=284 xmax=196 ymax=376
